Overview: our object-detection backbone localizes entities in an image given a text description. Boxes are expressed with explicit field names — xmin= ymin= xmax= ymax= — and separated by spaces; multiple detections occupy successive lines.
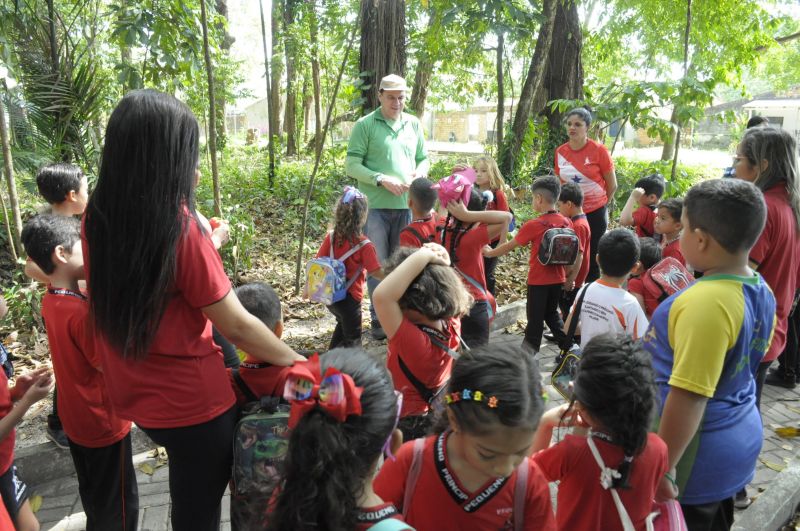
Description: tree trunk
xmin=0 ymin=93 xmax=21 ymax=260
xmin=259 ymin=0 xmax=276 ymax=188
xmin=358 ymin=0 xmax=407 ymax=113
xmin=661 ymin=106 xmax=678 ymax=162
xmin=302 ymin=79 xmax=311 ymax=144
xmin=46 ymin=0 xmax=59 ymax=72
xmin=214 ymin=0 xmax=234 ymax=150
xmin=495 ymin=31 xmax=505 ymax=151
xmin=498 ymin=0 xmax=557 ymax=177
xmin=271 ymin=0 xmax=284 ymax=136
xmin=670 ymin=0 xmax=692 ymax=179
xmin=408 ymin=7 xmax=434 ymax=119
xmin=200 ymin=0 xmax=222 ymax=216
xmin=284 ymin=0 xmax=298 ymax=156
xmin=309 ymin=0 xmax=322 ymax=156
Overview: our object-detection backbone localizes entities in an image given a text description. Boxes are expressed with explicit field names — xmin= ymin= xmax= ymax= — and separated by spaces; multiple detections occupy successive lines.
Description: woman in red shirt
xmin=84 ymin=90 xmax=304 ymax=531
xmin=554 ymin=108 xmax=617 ymax=282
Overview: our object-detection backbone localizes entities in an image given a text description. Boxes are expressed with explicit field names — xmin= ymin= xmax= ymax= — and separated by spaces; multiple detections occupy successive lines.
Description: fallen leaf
xmin=139 ymin=462 xmax=155 ymax=475
xmin=775 ymin=427 xmax=800 ymax=438
xmin=783 ymin=444 xmax=794 ymax=451
xmin=29 ymin=495 xmax=42 ymax=513
xmin=759 ymin=458 xmax=786 ymax=472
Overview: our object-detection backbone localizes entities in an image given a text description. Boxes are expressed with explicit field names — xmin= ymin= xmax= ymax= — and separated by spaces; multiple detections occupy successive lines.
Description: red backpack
xmin=642 ymin=257 xmax=694 ymax=302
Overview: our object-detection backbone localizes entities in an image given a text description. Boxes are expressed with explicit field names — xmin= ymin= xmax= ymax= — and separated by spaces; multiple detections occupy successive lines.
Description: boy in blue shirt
xmin=643 ymin=179 xmax=776 ymax=530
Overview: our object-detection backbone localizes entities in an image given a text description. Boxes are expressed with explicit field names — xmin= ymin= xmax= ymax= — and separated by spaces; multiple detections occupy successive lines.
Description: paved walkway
xmin=32 ymin=331 xmax=800 ymax=530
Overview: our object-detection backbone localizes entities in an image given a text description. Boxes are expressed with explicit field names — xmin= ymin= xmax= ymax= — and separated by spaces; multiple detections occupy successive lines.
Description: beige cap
xmin=379 ymin=74 xmax=409 ymax=92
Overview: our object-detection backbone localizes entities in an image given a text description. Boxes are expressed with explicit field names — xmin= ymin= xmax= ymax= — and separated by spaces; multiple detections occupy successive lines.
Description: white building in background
xmin=743 ymin=99 xmax=800 ymax=142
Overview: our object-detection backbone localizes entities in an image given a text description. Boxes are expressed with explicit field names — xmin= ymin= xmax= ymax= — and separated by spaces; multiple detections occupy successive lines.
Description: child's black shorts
xmin=0 ymin=464 xmax=29 ymax=521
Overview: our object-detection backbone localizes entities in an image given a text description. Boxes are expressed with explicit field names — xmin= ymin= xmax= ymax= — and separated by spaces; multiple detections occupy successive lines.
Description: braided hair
xmin=441 ymin=188 xmax=490 ymax=265
xmin=570 ymin=333 xmax=657 ymax=489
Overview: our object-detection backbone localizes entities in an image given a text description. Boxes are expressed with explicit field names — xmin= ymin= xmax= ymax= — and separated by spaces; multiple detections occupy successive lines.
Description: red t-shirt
xmin=627 ymin=276 xmax=659 ymax=318
xmin=85 ymin=215 xmax=236 ymax=428
xmin=356 ymin=503 xmax=411 ymax=530
xmin=399 ymin=214 xmax=442 ymax=248
xmin=487 ymin=189 xmax=511 ymax=242
xmin=750 ymin=184 xmax=800 ymax=362
xmin=571 ymin=214 xmax=591 ymax=288
xmin=661 ymin=239 xmax=685 ymax=266
xmin=555 ymin=139 xmax=614 ymax=214
xmin=443 ymin=223 xmax=492 ymax=303
xmin=0 ymin=499 xmax=11 ymax=530
xmin=0 ymin=370 xmax=13 ymax=475
xmin=632 ymin=206 xmax=656 ymax=238
xmin=533 ymin=433 xmax=668 ymax=531
xmin=374 ymin=432 xmax=556 ymax=531
xmin=227 ymin=362 xmax=292 ymax=406
xmin=515 ymin=212 xmax=574 ymax=286
xmin=316 ymin=233 xmax=381 ymax=302
xmin=387 ymin=317 xmax=460 ymax=417
xmin=41 ymin=290 xmax=131 ymax=447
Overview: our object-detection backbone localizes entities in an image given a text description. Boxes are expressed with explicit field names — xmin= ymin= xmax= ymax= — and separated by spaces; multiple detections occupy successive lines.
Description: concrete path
xmin=30 ymin=331 xmax=800 ymax=530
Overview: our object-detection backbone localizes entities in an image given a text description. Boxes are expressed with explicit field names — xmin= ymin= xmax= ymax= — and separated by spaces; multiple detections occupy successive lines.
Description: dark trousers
xmin=141 ymin=405 xmax=238 ymax=531
xmin=585 ymin=205 xmax=608 ymax=282
xmin=327 ymin=293 xmax=363 ymax=350
xmin=48 ymin=386 xmax=62 ymax=430
xmin=559 ymin=287 xmax=578 ymax=323
xmin=68 ymin=433 xmax=139 ymax=531
xmin=755 ymin=361 xmax=770 ymax=411
xmin=681 ymin=498 xmax=734 ymax=531
xmin=461 ymin=300 xmax=490 ymax=347
xmin=525 ymin=284 xmax=567 ymax=352
xmin=777 ymin=297 xmax=800 ymax=378
xmin=483 ymin=240 xmax=500 ymax=296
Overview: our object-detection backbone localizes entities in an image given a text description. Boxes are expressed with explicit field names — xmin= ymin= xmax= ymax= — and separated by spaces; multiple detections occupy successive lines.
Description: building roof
xmin=743 ymin=99 xmax=800 ymax=109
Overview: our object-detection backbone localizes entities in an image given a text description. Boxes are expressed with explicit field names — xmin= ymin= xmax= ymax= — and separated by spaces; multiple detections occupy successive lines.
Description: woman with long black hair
xmin=84 ymin=90 xmax=303 ymax=530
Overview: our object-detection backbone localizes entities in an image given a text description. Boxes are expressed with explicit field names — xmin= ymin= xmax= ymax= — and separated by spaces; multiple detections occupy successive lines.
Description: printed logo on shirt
xmin=585 ymin=157 xmax=591 ymax=165
xmin=435 ymin=432 xmax=509 ymax=512
xmin=357 ymin=505 xmax=399 ymax=523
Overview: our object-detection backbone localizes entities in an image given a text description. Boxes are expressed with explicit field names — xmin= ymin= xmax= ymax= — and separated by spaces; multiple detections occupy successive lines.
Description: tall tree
xmin=284 ymin=0 xmax=298 ymax=156
xmin=259 ymin=0 xmax=276 ymax=188
xmin=271 ymin=0 xmax=284 ymax=136
xmin=200 ymin=0 xmax=222 ymax=216
xmin=0 ymin=90 xmax=21 ymax=260
xmin=214 ymin=0 xmax=234 ymax=149
xmin=358 ymin=0 xmax=406 ymax=113
xmin=308 ymin=0 xmax=323 ymax=155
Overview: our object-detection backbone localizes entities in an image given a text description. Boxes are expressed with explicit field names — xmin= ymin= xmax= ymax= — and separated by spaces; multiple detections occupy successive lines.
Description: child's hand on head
xmin=421 ymin=243 xmax=450 ymax=266
xmin=451 ymin=163 xmax=470 ymax=173
xmin=446 ymin=200 xmax=469 ymax=219
xmin=630 ymin=188 xmax=645 ymax=200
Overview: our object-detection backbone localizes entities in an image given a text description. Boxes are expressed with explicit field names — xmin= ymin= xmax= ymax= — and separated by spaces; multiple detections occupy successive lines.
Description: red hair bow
xmin=282 ymin=353 xmax=363 ymax=429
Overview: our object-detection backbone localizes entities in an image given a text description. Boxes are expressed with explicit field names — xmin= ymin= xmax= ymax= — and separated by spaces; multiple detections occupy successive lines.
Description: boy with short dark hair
xmin=620 ymin=174 xmax=665 ymax=238
xmin=654 ymin=198 xmax=685 ymax=265
xmin=557 ymin=182 xmax=590 ymax=321
xmin=485 ymin=176 xmax=573 ymax=354
xmin=643 ymin=179 xmax=775 ymax=530
xmin=399 ymin=178 xmax=442 ymax=247
xmin=222 ymin=282 xmax=293 ymax=404
xmin=627 ymin=237 xmax=663 ymax=317
xmin=21 ymin=214 xmax=138 ymax=530
xmin=565 ymin=228 xmax=648 ymax=348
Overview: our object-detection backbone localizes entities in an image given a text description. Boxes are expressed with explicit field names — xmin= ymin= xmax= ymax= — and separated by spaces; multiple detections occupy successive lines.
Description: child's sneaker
xmin=46 ymin=426 xmax=69 ymax=450
xmin=734 ymin=487 xmax=751 ymax=509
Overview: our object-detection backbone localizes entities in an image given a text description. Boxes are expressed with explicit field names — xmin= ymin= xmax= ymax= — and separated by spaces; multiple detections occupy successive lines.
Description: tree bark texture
xmin=200 ymin=0 xmax=222 ymax=216
xmin=271 ymin=0 xmax=284 ymax=136
xmin=358 ymin=0 xmax=406 ymax=113
xmin=498 ymin=0 xmax=556 ymax=177
xmin=284 ymin=0 xmax=298 ymax=156
xmin=0 ymin=93 xmax=22 ymax=260
xmin=258 ymin=0 xmax=276 ymax=188
xmin=214 ymin=0 xmax=234 ymax=149
xmin=309 ymin=0 xmax=323 ymax=156
xmin=495 ymin=31 xmax=505 ymax=150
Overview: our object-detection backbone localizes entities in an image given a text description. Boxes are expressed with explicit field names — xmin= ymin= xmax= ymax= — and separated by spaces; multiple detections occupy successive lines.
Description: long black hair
xmin=442 ymin=187 xmax=490 ymax=266
xmin=268 ymin=348 xmax=398 ymax=531
xmin=85 ymin=90 xmax=200 ymax=359
xmin=434 ymin=343 xmax=544 ymax=435
xmin=571 ymin=333 xmax=657 ymax=489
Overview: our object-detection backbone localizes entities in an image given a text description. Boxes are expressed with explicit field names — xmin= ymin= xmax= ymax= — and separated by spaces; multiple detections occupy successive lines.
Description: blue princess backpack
xmin=305 ymin=233 xmax=371 ymax=305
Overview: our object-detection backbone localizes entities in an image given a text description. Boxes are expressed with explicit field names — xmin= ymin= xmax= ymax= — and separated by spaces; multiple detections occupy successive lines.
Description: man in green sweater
xmin=345 ymin=74 xmax=430 ymax=339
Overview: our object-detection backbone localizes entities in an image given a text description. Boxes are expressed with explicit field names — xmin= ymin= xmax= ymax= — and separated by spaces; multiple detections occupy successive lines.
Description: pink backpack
xmin=402 ymin=438 xmax=529 ymax=531
xmin=432 ymin=168 xmax=476 ymax=206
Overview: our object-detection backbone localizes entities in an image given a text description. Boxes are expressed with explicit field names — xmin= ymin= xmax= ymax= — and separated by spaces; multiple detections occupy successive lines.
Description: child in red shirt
xmin=654 ymin=198 xmax=685 ymax=266
xmin=532 ymin=334 xmax=672 ymax=531
xmin=627 ymin=237 xmax=663 ymax=318
xmin=557 ymin=182 xmax=591 ymax=321
xmin=218 ymin=282 xmax=293 ymax=405
xmin=485 ymin=176 xmax=574 ymax=354
xmin=267 ymin=348 xmax=411 ymax=531
xmin=374 ymin=342 xmax=555 ymax=531
xmin=400 ymin=178 xmax=442 ymax=247
xmin=474 ymin=155 xmax=512 ymax=296
xmin=373 ymin=244 xmax=473 ymax=441
xmin=21 ymin=214 xmax=137 ymax=530
xmin=314 ymin=186 xmax=384 ymax=349
xmin=442 ymin=188 xmax=512 ymax=346
xmin=620 ymin=174 xmax=665 ymax=238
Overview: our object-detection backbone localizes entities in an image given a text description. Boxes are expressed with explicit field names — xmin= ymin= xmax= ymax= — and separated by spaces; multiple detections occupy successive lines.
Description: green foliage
xmin=1 ymin=269 xmax=43 ymax=334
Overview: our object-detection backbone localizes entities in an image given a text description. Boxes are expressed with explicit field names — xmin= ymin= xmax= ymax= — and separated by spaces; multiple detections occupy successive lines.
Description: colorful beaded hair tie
xmin=444 ymin=389 xmax=498 ymax=408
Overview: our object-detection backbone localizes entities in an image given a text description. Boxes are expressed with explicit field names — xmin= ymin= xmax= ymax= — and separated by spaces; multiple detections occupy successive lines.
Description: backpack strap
xmin=513 ymin=458 xmax=529 ymax=531
xmin=231 ymin=368 xmax=259 ymax=404
xmin=402 ymin=438 xmax=426 ymax=518
xmin=454 ymin=267 xmax=495 ymax=319
xmin=330 ymin=236 xmax=372 ymax=291
xmin=564 ymin=282 xmax=591 ymax=347
xmin=397 ymin=356 xmax=444 ymax=405
xmin=586 ymin=434 xmax=636 ymax=531
xmin=401 ymin=225 xmax=427 ymax=246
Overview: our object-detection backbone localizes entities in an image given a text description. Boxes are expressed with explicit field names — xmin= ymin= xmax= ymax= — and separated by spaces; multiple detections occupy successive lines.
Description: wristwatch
xmin=376 ymin=174 xmax=384 ymax=187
